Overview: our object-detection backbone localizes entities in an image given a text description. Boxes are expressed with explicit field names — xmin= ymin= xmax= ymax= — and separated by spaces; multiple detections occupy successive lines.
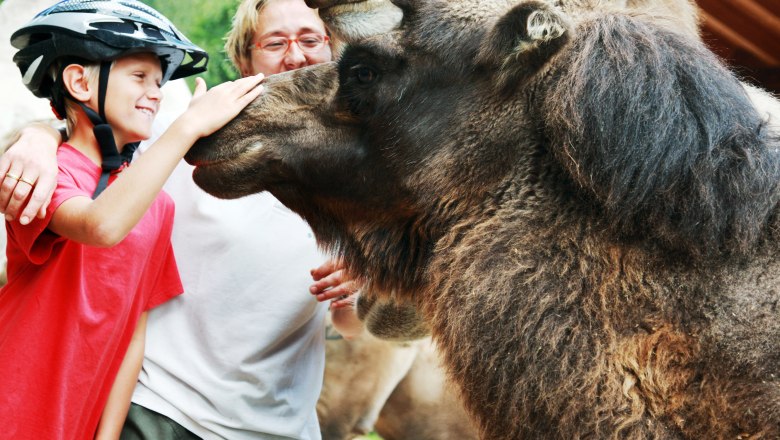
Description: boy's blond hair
xmin=224 ymin=0 xmax=270 ymax=76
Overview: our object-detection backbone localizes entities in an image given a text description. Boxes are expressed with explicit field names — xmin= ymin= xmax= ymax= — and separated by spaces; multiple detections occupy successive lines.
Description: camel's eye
xmin=351 ymin=64 xmax=378 ymax=85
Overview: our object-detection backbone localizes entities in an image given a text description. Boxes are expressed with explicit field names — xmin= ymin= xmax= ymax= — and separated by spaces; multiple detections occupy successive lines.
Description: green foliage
xmin=142 ymin=0 xmax=241 ymax=88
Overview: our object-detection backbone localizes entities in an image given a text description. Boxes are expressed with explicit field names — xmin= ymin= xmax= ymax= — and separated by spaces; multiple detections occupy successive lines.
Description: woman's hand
xmin=0 ymin=124 xmax=60 ymax=225
xmin=310 ymin=258 xmax=360 ymax=309
xmin=311 ymin=258 xmax=365 ymax=339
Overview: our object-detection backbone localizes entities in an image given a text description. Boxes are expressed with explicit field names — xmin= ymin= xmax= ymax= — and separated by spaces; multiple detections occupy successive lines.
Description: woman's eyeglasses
xmin=251 ymin=34 xmax=330 ymax=56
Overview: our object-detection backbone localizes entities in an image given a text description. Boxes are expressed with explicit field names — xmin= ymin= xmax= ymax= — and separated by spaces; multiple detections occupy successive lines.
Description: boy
xmin=0 ymin=1 xmax=263 ymax=438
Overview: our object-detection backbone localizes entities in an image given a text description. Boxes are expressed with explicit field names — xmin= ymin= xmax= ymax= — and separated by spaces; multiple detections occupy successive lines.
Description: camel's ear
xmin=478 ymin=1 xmax=571 ymax=91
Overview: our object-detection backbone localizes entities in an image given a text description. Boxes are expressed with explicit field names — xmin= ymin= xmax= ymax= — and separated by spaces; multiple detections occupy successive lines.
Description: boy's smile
xmin=136 ymin=106 xmax=156 ymax=118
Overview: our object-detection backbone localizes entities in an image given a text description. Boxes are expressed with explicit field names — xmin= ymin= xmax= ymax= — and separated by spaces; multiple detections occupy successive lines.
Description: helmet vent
xmin=91 ymin=20 xmax=137 ymax=35
xmin=140 ymin=24 xmax=165 ymax=41
xmin=90 ymin=20 xmax=169 ymax=42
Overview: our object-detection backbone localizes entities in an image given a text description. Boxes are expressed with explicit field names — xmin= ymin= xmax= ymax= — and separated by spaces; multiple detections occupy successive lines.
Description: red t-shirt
xmin=0 ymin=144 xmax=183 ymax=439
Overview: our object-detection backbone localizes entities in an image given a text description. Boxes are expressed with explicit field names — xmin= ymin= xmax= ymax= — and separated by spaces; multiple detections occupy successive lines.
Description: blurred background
xmin=696 ymin=0 xmax=779 ymax=95
xmin=142 ymin=0 xmax=241 ymax=88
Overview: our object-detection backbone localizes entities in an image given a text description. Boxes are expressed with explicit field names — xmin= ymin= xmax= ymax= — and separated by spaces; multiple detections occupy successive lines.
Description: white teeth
xmin=137 ymin=108 xmax=154 ymax=117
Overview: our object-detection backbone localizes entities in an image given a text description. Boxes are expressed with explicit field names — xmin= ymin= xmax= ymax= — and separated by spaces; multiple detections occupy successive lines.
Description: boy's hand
xmin=182 ymin=74 xmax=265 ymax=140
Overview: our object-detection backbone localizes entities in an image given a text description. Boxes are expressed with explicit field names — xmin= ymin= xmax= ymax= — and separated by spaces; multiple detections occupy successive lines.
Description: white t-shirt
xmin=131 ymin=103 xmax=328 ymax=440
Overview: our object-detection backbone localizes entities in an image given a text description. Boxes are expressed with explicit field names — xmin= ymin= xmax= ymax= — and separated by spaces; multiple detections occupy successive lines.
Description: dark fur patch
xmin=542 ymin=13 xmax=780 ymax=258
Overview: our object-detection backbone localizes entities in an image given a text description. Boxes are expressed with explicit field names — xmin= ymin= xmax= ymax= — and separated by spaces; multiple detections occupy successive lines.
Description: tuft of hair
xmin=224 ymin=0 xmax=268 ymax=76
xmin=542 ymin=12 xmax=780 ymax=258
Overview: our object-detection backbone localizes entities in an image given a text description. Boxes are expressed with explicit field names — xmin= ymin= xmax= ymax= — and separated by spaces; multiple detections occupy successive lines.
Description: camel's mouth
xmin=190 ymin=159 xmax=231 ymax=183
xmin=188 ymin=140 xmax=280 ymax=200
xmin=188 ymin=139 xmax=268 ymax=184
xmin=189 ymin=157 xmax=255 ymax=200
xmin=186 ymin=136 xmax=264 ymax=166
xmin=187 ymin=156 xmax=224 ymax=169
xmin=184 ymin=148 xmax=229 ymax=172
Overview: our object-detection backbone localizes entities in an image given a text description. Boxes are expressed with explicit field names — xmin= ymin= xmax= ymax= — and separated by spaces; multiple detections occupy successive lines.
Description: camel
xmin=186 ymin=0 xmax=780 ymax=437
xmin=187 ymin=0 xmax=780 ymax=439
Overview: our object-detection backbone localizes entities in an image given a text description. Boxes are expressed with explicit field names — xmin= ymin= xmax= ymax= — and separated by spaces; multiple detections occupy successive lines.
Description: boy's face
xmin=99 ymin=52 xmax=163 ymax=144
xmin=244 ymin=0 xmax=332 ymax=76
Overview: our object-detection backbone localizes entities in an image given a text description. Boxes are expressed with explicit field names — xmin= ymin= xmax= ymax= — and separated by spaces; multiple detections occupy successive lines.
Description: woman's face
xmin=244 ymin=0 xmax=333 ymax=76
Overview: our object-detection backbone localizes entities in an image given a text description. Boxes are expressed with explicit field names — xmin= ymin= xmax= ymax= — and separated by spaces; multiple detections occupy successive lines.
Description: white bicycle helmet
xmin=11 ymin=0 xmax=208 ymax=99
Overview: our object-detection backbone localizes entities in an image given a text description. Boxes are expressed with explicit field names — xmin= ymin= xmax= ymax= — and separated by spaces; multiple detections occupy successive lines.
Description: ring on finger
xmin=5 ymin=172 xmax=20 ymax=181
xmin=18 ymin=176 xmax=36 ymax=186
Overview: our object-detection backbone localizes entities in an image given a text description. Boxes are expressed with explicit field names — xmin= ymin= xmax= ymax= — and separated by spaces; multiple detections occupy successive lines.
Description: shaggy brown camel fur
xmin=186 ymin=0 xmax=780 ymax=438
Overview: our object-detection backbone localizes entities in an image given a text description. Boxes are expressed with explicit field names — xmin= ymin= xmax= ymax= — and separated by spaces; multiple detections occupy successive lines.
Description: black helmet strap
xmin=79 ymin=61 xmax=139 ymax=199
xmin=97 ymin=60 xmax=110 ymax=122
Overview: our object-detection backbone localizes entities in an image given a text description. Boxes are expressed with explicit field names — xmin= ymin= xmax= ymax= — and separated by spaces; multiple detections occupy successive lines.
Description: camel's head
xmin=186 ymin=0 xmax=777 ymax=295
xmin=185 ymin=0 xmax=571 ymax=293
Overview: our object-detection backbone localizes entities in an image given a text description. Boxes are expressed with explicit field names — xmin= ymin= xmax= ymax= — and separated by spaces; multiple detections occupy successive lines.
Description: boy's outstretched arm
xmin=48 ymin=74 xmax=264 ymax=247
